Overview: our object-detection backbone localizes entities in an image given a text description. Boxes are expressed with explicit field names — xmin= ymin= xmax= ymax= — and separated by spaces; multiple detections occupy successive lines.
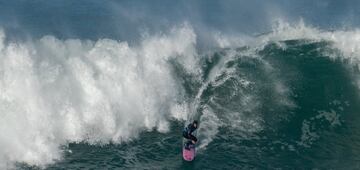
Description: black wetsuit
xmin=182 ymin=123 xmax=197 ymax=142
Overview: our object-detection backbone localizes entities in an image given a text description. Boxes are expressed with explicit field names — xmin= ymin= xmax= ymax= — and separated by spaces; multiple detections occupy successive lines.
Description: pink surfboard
xmin=182 ymin=147 xmax=195 ymax=161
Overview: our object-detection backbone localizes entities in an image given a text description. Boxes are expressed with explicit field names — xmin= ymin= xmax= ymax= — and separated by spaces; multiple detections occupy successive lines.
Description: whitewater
xmin=1 ymin=20 xmax=360 ymax=169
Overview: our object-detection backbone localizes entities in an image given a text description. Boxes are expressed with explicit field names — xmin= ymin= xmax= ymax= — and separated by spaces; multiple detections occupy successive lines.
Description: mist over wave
xmin=1 ymin=19 xmax=360 ymax=168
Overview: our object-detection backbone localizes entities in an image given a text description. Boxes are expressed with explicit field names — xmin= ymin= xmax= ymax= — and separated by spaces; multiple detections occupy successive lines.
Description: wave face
xmin=2 ymin=21 xmax=360 ymax=169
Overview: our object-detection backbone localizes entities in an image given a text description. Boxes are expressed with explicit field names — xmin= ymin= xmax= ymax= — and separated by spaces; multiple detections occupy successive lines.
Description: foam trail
xmin=187 ymin=49 xmax=236 ymax=149
xmin=0 ymin=25 xmax=197 ymax=168
xmin=197 ymin=107 xmax=221 ymax=149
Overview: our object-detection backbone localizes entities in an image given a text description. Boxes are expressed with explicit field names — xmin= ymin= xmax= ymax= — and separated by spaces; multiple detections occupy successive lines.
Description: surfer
xmin=182 ymin=120 xmax=198 ymax=150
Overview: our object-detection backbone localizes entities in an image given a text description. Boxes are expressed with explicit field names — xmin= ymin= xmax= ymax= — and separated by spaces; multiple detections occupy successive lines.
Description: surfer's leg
xmin=183 ymin=132 xmax=190 ymax=139
xmin=184 ymin=141 xmax=192 ymax=150
xmin=189 ymin=134 xmax=197 ymax=143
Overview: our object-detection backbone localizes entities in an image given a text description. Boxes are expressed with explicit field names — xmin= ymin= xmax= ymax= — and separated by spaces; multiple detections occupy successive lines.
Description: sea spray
xmin=0 ymin=25 xmax=197 ymax=168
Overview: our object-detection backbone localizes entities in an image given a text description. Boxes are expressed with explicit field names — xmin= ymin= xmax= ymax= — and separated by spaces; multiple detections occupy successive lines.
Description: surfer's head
xmin=193 ymin=120 xmax=198 ymax=128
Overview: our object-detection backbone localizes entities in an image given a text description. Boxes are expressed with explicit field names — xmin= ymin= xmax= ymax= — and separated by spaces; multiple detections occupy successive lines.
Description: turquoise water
xmin=1 ymin=1 xmax=360 ymax=169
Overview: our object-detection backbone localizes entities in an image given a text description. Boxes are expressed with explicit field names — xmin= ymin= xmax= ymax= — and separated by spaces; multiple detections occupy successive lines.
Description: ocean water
xmin=1 ymin=1 xmax=360 ymax=169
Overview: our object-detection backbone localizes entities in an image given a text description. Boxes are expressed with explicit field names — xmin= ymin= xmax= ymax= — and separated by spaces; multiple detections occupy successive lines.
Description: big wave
xmin=1 ymin=20 xmax=360 ymax=168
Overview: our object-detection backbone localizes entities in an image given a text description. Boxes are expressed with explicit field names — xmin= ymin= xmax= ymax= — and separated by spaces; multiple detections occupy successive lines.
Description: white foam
xmin=260 ymin=19 xmax=360 ymax=64
xmin=0 ymin=25 xmax=196 ymax=168
xmin=197 ymin=107 xmax=221 ymax=149
xmin=298 ymin=109 xmax=341 ymax=148
xmin=213 ymin=18 xmax=360 ymax=64
xmin=200 ymin=19 xmax=360 ymax=155
xmin=2 ymin=19 xmax=360 ymax=168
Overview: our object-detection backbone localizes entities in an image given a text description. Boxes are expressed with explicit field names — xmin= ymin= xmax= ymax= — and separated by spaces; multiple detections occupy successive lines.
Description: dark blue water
xmin=1 ymin=1 xmax=360 ymax=169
